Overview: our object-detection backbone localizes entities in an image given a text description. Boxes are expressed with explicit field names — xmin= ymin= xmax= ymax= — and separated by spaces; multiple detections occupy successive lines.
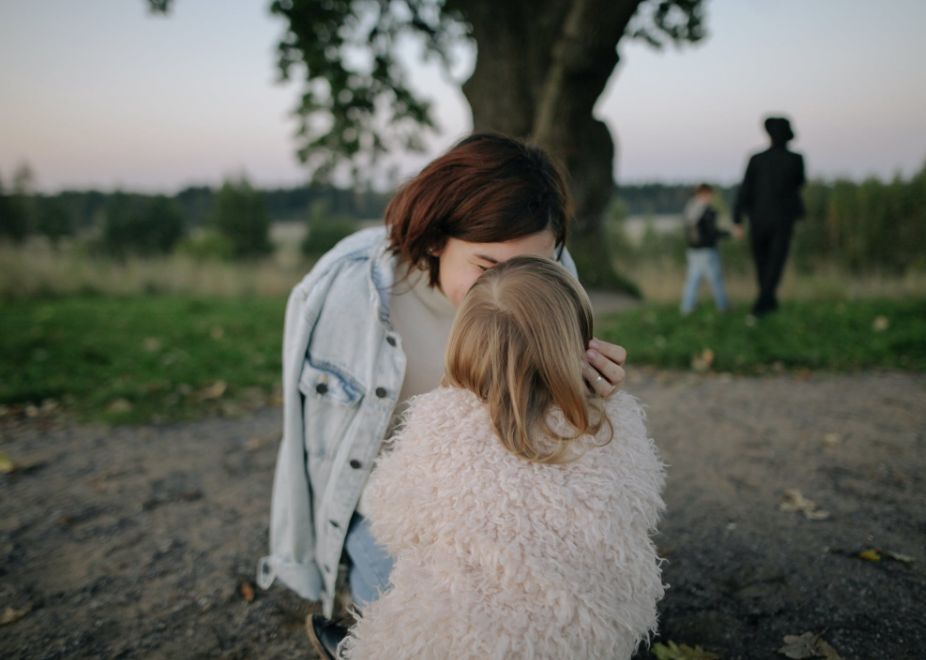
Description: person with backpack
xmin=680 ymin=183 xmax=731 ymax=315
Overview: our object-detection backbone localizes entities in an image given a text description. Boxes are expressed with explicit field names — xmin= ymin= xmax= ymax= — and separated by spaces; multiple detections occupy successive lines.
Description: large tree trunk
xmin=459 ymin=0 xmax=644 ymax=293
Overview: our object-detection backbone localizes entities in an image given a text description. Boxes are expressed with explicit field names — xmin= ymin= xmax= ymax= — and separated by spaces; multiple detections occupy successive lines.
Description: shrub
xmin=36 ymin=197 xmax=77 ymax=246
xmin=175 ymin=230 xmax=234 ymax=262
xmin=301 ymin=202 xmax=357 ymax=257
xmin=0 ymin=167 xmax=35 ymax=244
xmin=213 ymin=178 xmax=273 ymax=259
xmin=102 ymin=193 xmax=186 ymax=256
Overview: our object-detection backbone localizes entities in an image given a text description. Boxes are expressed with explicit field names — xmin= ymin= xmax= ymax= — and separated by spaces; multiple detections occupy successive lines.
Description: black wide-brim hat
xmin=764 ymin=117 xmax=795 ymax=143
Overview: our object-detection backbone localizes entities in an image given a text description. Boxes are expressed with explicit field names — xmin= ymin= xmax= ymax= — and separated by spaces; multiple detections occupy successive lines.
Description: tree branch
xmin=146 ymin=0 xmax=173 ymax=14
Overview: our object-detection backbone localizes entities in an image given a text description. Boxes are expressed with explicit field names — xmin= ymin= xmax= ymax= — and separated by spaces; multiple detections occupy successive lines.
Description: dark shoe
xmin=307 ymin=614 xmax=348 ymax=660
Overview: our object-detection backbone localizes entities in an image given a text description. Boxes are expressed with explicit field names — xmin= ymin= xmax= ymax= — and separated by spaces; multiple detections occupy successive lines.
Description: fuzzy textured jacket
xmin=340 ymin=387 xmax=667 ymax=660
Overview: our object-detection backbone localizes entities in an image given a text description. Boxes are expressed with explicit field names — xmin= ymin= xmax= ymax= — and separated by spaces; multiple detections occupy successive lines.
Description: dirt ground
xmin=1 ymin=370 xmax=924 ymax=660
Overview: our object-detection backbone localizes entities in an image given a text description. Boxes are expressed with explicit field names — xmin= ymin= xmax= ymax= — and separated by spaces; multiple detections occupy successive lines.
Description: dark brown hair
xmin=385 ymin=134 xmax=570 ymax=287
xmin=445 ymin=255 xmax=612 ymax=464
xmin=695 ymin=183 xmax=713 ymax=194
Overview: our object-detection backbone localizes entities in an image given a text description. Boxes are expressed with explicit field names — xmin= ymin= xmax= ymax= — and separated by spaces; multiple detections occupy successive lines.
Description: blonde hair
xmin=444 ymin=255 xmax=613 ymax=464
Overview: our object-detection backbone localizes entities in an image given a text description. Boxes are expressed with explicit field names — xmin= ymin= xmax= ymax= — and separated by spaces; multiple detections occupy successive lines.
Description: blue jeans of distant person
xmin=680 ymin=247 xmax=730 ymax=314
xmin=344 ymin=513 xmax=393 ymax=610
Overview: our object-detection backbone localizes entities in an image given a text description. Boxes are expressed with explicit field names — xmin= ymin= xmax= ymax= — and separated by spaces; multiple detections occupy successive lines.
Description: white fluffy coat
xmin=341 ymin=387 xmax=666 ymax=660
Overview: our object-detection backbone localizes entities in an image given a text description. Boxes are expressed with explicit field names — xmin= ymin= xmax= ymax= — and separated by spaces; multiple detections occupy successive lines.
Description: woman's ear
xmin=440 ymin=374 xmax=451 ymax=388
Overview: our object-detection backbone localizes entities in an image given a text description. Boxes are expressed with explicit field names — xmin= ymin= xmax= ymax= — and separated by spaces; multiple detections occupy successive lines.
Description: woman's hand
xmin=582 ymin=338 xmax=626 ymax=398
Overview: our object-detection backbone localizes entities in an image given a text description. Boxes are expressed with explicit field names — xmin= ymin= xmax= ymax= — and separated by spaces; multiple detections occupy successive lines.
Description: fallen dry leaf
xmin=815 ymin=640 xmax=840 ymax=660
xmin=872 ymin=315 xmax=890 ymax=332
xmin=0 ymin=451 xmax=17 ymax=474
xmin=779 ymin=632 xmax=817 ymax=659
xmin=200 ymin=381 xmax=227 ymax=400
xmin=691 ymin=348 xmax=715 ymax=373
xmin=780 ymin=489 xmax=830 ymax=520
xmin=822 ymin=433 xmax=840 ymax=448
xmin=107 ymin=398 xmax=134 ymax=414
xmin=0 ymin=605 xmax=32 ymax=627
xmin=652 ymin=640 xmax=721 ymax=660
xmin=0 ymin=451 xmax=44 ymax=475
xmin=859 ymin=549 xmax=881 ymax=562
xmin=240 ymin=583 xmax=255 ymax=602
xmin=778 ymin=632 xmax=841 ymax=659
xmin=210 ymin=326 xmax=225 ymax=340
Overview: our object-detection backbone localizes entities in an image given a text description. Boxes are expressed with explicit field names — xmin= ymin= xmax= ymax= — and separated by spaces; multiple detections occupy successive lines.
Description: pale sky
xmin=1 ymin=0 xmax=924 ymax=193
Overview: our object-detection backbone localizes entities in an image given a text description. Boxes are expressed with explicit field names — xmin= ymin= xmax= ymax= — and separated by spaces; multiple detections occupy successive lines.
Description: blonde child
xmin=340 ymin=255 xmax=666 ymax=660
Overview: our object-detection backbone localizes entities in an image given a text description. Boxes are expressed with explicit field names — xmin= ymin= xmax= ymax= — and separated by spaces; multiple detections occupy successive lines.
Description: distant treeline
xmin=0 ymin=182 xmax=392 ymax=233
xmin=798 ymin=167 xmax=926 ymax=272
xmin=2 ymin=163 xmax=924 ymax=273
xmin=615 ymin=182 xmax=737 ymax=216
xmin=2 ymin=179 xmax=731 ymax=232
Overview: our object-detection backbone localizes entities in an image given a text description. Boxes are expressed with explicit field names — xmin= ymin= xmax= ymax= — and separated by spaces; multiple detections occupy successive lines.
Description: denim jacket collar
xmin=368 ymin=235 xmax=399 ymax=330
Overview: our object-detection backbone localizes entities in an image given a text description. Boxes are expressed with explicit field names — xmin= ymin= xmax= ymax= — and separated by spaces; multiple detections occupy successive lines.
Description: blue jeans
xmin=344 ymin=513 xmax=393 ymax=609
xmin=680 ymin=247 xmax=729 ymax=314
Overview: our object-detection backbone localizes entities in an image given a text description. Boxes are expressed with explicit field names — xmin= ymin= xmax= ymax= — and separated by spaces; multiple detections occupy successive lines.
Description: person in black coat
xmin=733 ymin=117 xmax=806 ymax=315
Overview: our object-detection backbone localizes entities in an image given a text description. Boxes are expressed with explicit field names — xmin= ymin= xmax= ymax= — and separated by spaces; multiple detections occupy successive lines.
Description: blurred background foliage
xmin=3 ymin=159 xmax=923 ymax=283
xmin=605 ymin=160 xmax=926 ymax=279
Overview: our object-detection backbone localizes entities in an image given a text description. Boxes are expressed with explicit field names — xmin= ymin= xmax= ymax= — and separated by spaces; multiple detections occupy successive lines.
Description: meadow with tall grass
xmin=4 ymin=219 xmax=925 ymax=303
xmin=0 ymin=224 xmax=313 ymax=301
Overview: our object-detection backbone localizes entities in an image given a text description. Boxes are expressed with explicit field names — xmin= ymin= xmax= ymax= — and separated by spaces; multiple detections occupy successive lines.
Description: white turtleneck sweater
xmin=356 ymin=261 xmax=457 ymax=516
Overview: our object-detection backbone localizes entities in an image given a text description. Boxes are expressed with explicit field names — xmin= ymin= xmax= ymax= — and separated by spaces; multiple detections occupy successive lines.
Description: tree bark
xmin=458 ymin=0 xmax=645 ymax=293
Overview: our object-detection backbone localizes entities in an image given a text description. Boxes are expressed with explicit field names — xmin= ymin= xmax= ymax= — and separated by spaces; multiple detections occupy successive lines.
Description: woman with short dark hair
xmin=255 ymin=134 xmax=629 ymax=658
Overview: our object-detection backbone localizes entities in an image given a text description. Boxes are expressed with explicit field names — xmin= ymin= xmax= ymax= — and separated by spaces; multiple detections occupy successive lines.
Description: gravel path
xmin=1 ymin=371 xmax=924 ymax=659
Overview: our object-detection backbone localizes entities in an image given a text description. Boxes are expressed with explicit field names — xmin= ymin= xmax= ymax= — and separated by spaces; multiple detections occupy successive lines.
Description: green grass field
xmin=597 ymin=299 xmax=926 ymax=373
xmin=0 ymin=296 xmax=286 ymax=423
xmin=2 ymin=296 xmax=924 ymax=424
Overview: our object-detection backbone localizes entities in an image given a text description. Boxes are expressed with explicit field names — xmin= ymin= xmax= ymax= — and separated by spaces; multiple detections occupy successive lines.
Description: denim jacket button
xmin=386 ymin=336 xmax=397 ymax=347
xmin=315 ymin=383 xmax=328 ymax=395
xmin=349 ymin=459 xmax=362 ymax=469
xmin=375 ymin=387 xmax=387 ymax=398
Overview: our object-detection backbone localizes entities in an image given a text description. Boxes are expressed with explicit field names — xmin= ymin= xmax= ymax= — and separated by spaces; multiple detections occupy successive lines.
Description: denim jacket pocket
xmin=298 ymin=358 xmax=363 ymax=458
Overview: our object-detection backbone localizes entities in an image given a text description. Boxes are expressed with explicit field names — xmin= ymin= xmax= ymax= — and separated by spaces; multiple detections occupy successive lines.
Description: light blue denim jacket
xmin=256 ymin=226 xmax=577 ymax=616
